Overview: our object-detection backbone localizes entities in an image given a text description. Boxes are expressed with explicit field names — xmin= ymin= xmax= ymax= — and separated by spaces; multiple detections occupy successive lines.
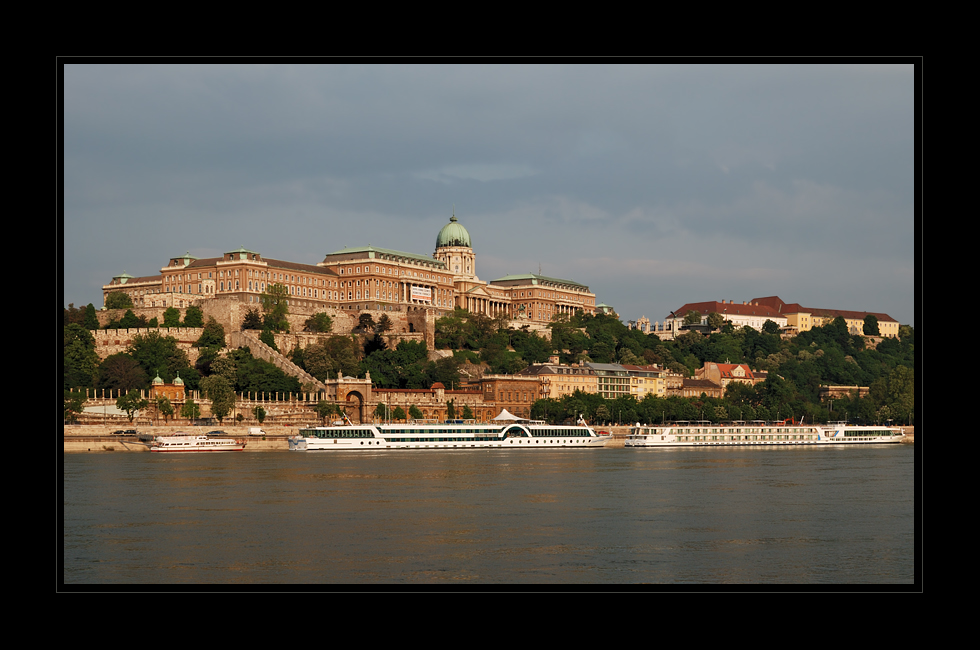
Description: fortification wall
xmin=91 ymin=327 xmax=205 ymax=363
xmin=97 ymin=297 xmax=437 ymax=348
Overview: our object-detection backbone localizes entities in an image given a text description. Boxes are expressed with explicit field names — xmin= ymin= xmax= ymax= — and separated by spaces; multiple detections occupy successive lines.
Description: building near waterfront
xmin=818 ymin=385 xmax=871 ymax=402
xmin=373 ymin=382 xmax=494 ymax=422
xmin=478 ymin=374 xmax=545 ymax=419
xmin=585 ymin=363 xmax=633 ymax=400
xmin=517 ymin=361 xmax=599 ymax=399
xmin=621 ymin=364 xmax=667 ymax=399
xmin=696 ymin=362 xmax=761 ymax=390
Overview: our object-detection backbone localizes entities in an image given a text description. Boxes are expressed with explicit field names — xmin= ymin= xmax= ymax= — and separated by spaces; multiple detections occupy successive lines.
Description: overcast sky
xmin=63 ymin=62 xmax=917 ymax=327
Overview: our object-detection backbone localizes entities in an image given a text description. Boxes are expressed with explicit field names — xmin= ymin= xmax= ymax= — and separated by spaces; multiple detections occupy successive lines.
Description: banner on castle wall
xmin=411 ymin=286 xmax=432 ymax=302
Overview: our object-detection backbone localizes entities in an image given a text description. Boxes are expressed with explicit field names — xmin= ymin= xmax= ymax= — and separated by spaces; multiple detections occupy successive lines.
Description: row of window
xmin=337 ymin=265 xmax=448 ymax=283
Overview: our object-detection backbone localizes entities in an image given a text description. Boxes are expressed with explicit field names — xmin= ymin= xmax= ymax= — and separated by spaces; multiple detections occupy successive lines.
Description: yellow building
xmin=622 ymin=364 xmax=667 ymax=399
xmin=518 ymin=361 xmax=599 ymax=399
xmin=752 ymin=296 xmax=900 ymax=338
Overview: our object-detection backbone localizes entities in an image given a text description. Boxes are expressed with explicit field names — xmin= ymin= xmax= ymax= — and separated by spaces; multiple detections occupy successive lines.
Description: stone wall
xmin=98 ymin=296 xmax=438 ymax=349
xmin=91 ymin=327 xmax=206 ymax=363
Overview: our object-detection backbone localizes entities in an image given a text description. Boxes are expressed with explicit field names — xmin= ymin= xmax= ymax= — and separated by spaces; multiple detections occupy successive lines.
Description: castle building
xmin=102 ymin=211 xmax=599 ymax=326
xmin=665 ymin=300 xmax=789 ymax=333
xmin=103 ymin=248 xmax=341 ymax=312
xmin=750 ymin=296 xmax=899 ymax=338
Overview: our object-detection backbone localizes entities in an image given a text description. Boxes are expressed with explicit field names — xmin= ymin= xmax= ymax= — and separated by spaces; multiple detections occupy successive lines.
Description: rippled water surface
xmin=63 ymin=445 xmax=915 ymax=584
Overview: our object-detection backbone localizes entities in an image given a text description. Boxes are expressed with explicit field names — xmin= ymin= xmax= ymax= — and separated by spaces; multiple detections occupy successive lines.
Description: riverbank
xmin=63 ymin=424 xmax=913 ymax=452
xmin=63 ymin=424 xmax=293 ymax=452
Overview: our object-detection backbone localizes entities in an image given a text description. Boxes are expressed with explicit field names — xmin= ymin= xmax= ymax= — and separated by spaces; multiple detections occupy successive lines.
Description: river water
xmin=63 ymin=444 xmax=915 ymax=585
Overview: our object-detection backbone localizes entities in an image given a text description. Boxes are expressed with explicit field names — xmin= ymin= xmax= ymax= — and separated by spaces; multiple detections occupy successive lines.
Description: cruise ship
xmin=625 ymin=421 xmax=905 ymax=448
xmin=288 ymin=416 xmax=611 ymax=451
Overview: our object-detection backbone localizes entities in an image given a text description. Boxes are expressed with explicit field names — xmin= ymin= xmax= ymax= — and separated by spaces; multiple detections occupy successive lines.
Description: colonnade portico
xmin=463 ymin=295 xmax=510 ymax=317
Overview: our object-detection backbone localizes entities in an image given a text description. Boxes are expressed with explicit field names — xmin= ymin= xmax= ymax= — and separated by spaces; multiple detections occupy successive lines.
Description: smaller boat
xmin=149 ymin=433 xmax=247 ymax=452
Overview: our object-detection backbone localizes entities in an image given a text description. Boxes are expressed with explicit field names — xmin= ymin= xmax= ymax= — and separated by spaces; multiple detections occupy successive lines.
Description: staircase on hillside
xmin=228 ymin=331 xmax=328 ymax=393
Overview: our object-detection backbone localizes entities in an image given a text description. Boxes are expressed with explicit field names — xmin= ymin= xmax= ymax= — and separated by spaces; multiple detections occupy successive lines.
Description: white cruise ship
xmin=288 ymin=416 xmax=611 ymax=451
xmin=625 ymin=421 xmax=905 ymax=448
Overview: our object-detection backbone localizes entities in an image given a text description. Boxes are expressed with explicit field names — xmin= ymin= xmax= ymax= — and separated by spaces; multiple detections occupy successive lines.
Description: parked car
xmin=124 ymin=429 xmax=138 ymax=436
xmin=207 ymin=430 xmax=226 ymax=436
xmin=111 ymin=429 xmax=126 ymax=435
xmin=248 ymin=428 xmax=267 ymax=436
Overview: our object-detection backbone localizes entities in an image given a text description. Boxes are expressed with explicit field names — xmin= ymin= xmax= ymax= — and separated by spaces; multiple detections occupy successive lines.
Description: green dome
xmin=152 ymin=372 xmax=164 ymax=385
xmin=173 ymin=372 xmax=184 ymax=386
xmin=436 ymin=214 xmax=472 ymax=249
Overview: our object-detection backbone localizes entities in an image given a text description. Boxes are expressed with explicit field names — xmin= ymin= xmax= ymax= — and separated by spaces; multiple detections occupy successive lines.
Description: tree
xmin=260 ymin=283 xmax=290 ymax=332
xmin=357 ymin=313 xmax=376 ymax=333
xmin=195 ymin=317 xmax=226 ymax=349
xmin=181 ymin=399 xmax=201 ymax=421
xmin=684 ymin=310 xmax=702 ymax=326
xmin=127 ymin=331 xmax=197 ymax=390
xmin=64 ymin=324 xmax=99 ymax=390
xmin=315 ymin=400 xmax=340 ymax=424
xmin=762 ymin=319 xmax=781 ymax=335
xmin=435 ymin=309 xmax=469 ymax=349
xmin=156 ymin=395 xmax=174 ymax=423
xmin=184 ymin=306 xmax=204 ymax=328
xmin=446 ymin=399 xmax=456 ymax=420
xmin=97 ymin=353 xmax=148 ymax=392
xmin=707 ymin=312 xmax=725 ymax=330
xmin=163 ymin=307 xmax=182 ymax=328
xmin=392 ymin=406 xmax=407 ymax=422
xmin=863 ymin=315 xmax=880 ymax=336
xmin=82 ymin=304 xmax=99 ymax=330
xmin=253 ymin=406 xmax=266 ymax=424
xmin=259 ymin=329 xmax=278 ymax=352
xmin=242 ymin=307 xmax=264 ymax=331
xmin=304 ymin=312 xmax=333 ymax=333
xmin=376 ymin=314 xmax=393 ymax=334
xmin=200 ymin=375 xmax=236 ymax=423
xmin=462 ymin=404 xmax=474 ymax=420
xmin=409 ymin=405 xmax=423 ymax=420
xmin=105 ymin=292 xmax=134 ymax=310
xmin=119 ymin=310 xmax=141 ymax=329
xmin=870 ymin=365 xmax=914 ymax=424
xmin=116 ymin=391 xmax=148 ymax=423
xmin=64 ymin=390 xmax=86 ymax=424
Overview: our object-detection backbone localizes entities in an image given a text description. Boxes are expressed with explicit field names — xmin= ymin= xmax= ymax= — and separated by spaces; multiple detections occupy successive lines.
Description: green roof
xmin=436 ymin=214 xmax=472 ymax=249
xmin=325 ymin=245 xmax=446 ymax=268
xmin=224 ymin=246 xmax=258 ymax=261
xmin=490 ymin=273 xmax=589 ymax=290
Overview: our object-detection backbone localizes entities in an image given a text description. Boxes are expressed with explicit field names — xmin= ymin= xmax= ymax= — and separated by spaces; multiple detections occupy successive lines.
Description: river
xmin=63 ymin=444 xmax=915 ymax=585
